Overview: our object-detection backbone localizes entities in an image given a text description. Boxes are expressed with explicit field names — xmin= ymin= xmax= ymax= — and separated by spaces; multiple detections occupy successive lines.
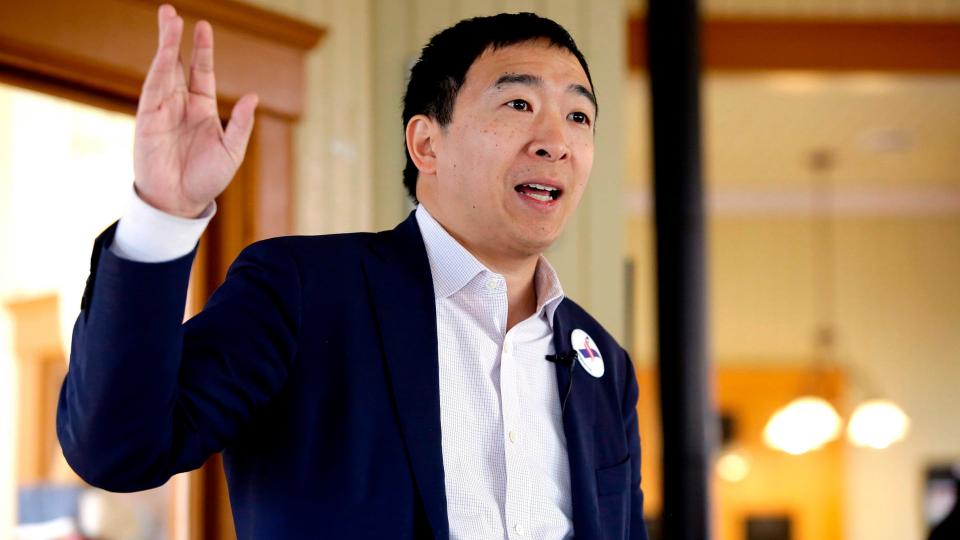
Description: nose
xmin=528 ymin=113 xmax=569 ymax=162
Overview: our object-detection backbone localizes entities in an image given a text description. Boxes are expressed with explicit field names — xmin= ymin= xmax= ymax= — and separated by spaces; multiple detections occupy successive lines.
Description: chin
xmin=512 ymin=233 xmax=559 ymax=257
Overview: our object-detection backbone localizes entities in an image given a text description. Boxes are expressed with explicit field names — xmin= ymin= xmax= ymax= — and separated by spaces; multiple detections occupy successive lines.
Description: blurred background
xmin=0 ymin=0 xmax=958 ymax=539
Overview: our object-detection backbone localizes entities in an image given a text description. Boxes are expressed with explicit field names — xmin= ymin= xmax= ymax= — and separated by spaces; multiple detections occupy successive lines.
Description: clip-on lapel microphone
xmin=545 ymin=350 xmax=579 ymax=413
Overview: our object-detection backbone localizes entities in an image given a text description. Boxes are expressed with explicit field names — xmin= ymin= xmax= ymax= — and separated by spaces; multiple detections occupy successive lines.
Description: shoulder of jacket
xmin=241 ymin=232 xmax=377 ymax=259
xmin=556 ymin=297 xmax=627 ymax=359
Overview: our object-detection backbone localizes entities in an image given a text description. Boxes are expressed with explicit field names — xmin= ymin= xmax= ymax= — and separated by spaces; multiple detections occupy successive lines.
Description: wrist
xmin=134 ymin=184 xmax=209 ymax=219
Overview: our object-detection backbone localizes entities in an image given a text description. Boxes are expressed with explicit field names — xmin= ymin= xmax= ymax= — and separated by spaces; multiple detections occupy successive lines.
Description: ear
xmin=405 ymin=114 xmax=439 ymax=177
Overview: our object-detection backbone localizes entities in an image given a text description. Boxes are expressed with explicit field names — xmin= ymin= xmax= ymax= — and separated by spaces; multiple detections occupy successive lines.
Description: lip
xmin=513 ymin=178 xmax=564 ymax=210
xmin=513 ymin=178 xmax=564 ymax=192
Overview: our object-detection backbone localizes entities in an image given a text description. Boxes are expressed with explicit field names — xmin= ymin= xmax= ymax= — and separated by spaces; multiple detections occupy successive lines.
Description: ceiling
xmin=623 ymin=0 xmax=960 ymax=215
xmin=624 ymin=70 xmax=960 ymax=216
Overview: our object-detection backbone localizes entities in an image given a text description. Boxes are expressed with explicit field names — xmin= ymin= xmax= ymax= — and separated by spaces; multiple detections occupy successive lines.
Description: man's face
xmin=422 ymin=40 xmax=596 ymax=261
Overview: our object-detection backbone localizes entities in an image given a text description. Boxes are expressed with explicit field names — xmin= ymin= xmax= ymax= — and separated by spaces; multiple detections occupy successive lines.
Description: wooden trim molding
xmin=0 ymin=0 xmax=324 ymax=118
xmin=149 ymin=0 xmax=324 ymax=50
xmin=629 ymin=17 xmax=960 ymax=72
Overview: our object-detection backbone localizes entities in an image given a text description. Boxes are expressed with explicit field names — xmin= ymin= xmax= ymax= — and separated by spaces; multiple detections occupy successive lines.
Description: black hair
xmin=401 ymin=12 xmax=595 ymax=202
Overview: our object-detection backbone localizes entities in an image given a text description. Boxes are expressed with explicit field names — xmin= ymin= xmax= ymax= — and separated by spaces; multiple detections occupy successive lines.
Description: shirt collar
xmin=415 ymin=205 xmax=566 ymax=326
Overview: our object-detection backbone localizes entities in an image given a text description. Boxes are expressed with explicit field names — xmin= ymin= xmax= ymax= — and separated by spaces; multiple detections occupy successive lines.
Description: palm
xmin=134 ymin=5 xmax=257 ymax=218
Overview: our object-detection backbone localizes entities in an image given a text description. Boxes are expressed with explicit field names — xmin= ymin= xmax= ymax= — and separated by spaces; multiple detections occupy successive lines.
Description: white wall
xmin=0 ymin=83 xmax=135 ymax=535
xmin=838 ymin=217 xmax=960 ymax=540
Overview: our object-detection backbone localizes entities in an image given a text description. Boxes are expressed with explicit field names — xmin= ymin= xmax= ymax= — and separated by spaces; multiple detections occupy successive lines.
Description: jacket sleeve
xmin=622 ymin=351 xmax=649 ymax=540
xmin=57 ymin=224 xmax=301 ymax=492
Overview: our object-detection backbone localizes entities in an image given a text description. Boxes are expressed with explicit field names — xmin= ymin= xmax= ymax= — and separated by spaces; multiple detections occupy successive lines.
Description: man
xmin=929 ymin=475 xmax=960 ymax=540
xmin=57 ymin=4 xmax=647 ymax=539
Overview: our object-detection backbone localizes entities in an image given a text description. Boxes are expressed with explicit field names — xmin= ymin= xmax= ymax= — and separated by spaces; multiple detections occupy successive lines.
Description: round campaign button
xmin=571 ymin=329 xmax=604 ymax=378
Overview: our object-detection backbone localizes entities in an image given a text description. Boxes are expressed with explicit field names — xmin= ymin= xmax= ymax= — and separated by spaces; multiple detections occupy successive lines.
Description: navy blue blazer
xmin=58 ymin=212 xmax=648 ymax=539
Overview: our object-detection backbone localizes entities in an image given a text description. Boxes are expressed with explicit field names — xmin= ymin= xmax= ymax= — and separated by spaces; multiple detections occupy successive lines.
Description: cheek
xmin=573 ymin=141 xmax=595 ymax=187
xmin=446 ymin=123 xmax=515 ymax=181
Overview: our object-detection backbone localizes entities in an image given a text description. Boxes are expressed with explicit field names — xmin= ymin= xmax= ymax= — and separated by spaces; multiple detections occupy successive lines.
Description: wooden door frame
xmin=0 ymin=1 xmax=323 ymax=538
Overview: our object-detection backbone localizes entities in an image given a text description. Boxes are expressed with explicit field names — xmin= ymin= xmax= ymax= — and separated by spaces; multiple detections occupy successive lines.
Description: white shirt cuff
xmin=110 ymin=185 xmax=216 ymax=263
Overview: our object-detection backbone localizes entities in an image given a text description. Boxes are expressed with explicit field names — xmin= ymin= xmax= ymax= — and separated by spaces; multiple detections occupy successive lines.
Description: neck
xmin=460 ymin=238 xmax=540 ymax=332
xmin=422 ymin=203 xmax=540 ymax=331
xmin=492 ymin=255 xmax=539 ymax=331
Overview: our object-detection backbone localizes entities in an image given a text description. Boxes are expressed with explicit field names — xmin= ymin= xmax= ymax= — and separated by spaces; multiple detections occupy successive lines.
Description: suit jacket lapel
xmin=553 ymin=302 xmax=600 ymax=540
xmin=363 ymin=213 xmax=449 ymax=540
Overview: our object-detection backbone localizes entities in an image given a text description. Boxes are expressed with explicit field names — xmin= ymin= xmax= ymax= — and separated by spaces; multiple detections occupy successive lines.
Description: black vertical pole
xmin=647 ymin=0 xmax=711 ymax=539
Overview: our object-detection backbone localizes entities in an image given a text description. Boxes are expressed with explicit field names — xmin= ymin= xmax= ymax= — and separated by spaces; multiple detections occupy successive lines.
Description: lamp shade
xmin=847 ymin=399 xmax=910 ymax=449
xmin=763 ymin=396 xmax=842 ymax=455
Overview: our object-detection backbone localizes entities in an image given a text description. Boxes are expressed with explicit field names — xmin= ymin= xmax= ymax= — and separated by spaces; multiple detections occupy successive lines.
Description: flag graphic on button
xmin=571 ymin=329 xmax=604 ymax=378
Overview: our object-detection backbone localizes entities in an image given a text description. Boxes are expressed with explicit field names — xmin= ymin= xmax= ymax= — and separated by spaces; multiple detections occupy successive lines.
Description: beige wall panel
xmin=582 ymin=0 xmax=628 ymax=341
xmin=372 ymin=0 xmax=414 ymax=230
xmin=503 ymin=0 xmax=541 ymax=14
xmin=413 ymin=0 xmax=456 ymax=49
xmin=289 ymin=0 xmax=334 ymax=234
xmin=245 ymin=0 xmax=374 ymax=235
xmin=324 ymin=0 xmax=374 ymax=233
xmin=454 ymin=0 xmax=502 ymax=19
xmin=539 ymin=0 xmax=582 ymax=35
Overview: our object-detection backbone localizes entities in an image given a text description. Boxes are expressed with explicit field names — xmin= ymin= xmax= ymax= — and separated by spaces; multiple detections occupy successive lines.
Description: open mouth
xmin=514 ymin=182 xmax=562 ymax=203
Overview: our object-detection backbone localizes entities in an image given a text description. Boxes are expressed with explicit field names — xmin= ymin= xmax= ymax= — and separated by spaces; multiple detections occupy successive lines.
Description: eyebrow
xmin=491 ymin=73 xmax=598 ymax=113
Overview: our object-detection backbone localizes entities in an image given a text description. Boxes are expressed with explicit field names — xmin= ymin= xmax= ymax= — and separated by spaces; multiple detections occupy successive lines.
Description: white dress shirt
xmin=415 ymin=205 xmax=573 ymax=540
xmin=111 ymin=190 xmax=574 ymax=539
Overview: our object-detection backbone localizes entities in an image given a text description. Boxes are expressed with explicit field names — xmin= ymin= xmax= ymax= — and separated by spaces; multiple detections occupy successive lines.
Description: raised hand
xmin=133 ymin=4 xmax=258 ymax=218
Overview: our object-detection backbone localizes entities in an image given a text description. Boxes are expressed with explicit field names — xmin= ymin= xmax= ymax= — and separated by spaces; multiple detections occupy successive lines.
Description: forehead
xmin=462 ymin=40 xmax=591 ymax=92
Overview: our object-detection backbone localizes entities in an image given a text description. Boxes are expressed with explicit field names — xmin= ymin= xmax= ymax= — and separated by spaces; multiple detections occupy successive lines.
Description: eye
xmin=568 ymin=111 xmax=591 ymax=125
xmin=506 ymin=99 xmax=531 ymax=112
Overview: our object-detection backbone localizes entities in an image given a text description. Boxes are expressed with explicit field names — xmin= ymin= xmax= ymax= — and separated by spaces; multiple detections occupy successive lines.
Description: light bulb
xmin=763 ymin=396 xmax=842 ymax=455
xmin=847 ymin=399 xmax=910 ymax=449
xmin=716 ymin=449 xmax=751 ymax=483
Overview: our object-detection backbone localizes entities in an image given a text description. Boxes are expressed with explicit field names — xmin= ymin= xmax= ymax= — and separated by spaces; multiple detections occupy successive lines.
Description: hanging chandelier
xmin=762 ymin=148 xmax=909 ymax=455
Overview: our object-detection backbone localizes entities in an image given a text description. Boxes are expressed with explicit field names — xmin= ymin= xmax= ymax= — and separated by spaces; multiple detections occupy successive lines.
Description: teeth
xmin=524 ymin=192 xmax=552 ymax=202
xmin=525 ymin=183 xmax=558 ymax=192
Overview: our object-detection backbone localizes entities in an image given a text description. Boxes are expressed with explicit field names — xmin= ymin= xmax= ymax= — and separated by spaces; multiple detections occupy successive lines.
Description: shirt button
xmin=514 ymin=523 xmax=525 ymax=536
xmin=485 ymin=278 xmax=499 ymax=290
xmin=508 ymin=430 xmax=518 ymax=443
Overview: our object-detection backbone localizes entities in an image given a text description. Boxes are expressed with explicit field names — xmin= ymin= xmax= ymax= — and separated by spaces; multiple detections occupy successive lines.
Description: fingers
xmin=140 ymin=5 xmax=185 ymax=112
xmin=188 ymin=20 xmax=216 ymax=98
xmin=222 ymin=94 xmax=259 ymax=166
xmin=176 ymin=57 xmax=187 ymax=91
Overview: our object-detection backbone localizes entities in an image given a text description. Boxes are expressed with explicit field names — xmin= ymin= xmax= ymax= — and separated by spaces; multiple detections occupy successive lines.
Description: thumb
xmin=223 ymin=93 xmax=259 ymax=165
